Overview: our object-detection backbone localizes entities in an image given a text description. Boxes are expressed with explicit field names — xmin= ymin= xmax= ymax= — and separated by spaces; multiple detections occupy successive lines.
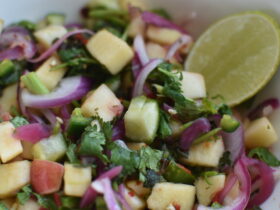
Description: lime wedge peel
xmin=185 ymin=11 xmax=280 ymax=106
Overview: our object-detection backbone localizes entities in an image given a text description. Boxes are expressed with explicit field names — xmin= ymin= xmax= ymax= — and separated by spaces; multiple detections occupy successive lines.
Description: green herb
xmin=17 ymin=185 xmax=32 ymax=205
xmin=66 ymin=143 xmax=79 ymax=164
xmin=157 ymin=110 xmax=172 ymax=139
xmin=202 ymin=171 xmax=219 ymax=185
xmin=100 ymin=120 xmax=113 ymax=141
xmin=61 ymin=196 xmax=80 ymax=208
xmin=211 ymin=202 xmax=223 ymax=209
xmin=192 ymin=128 xmax=222 ymax=145
xmin=10 ymin=116 xmax=29 ymax=127
xmin=34 ymin=194 xmax=57 ymax=210
xmin=79 ymin=125 xmax=109 ymax=163
xmin=143 ymin=169 xmax=165 ymax=188
xmin=218 ymin=103 xmax=232 ymax=115
xmin=219 ymin=151 xmax=232 ymax=169
xmin=0 ymin=203 xmax=8 ymax=210
xmin=151 ymin=8 xmax=171 ymax=19
xmin=14 ymin=20 xmax=36 ymax=31
xmin=248 ymin=147 xmax=280 ymax=166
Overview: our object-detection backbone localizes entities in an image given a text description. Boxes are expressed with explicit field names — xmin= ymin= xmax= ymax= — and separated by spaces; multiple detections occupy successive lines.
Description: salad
xmin=0 ymin=0 xmax=279 ymax=209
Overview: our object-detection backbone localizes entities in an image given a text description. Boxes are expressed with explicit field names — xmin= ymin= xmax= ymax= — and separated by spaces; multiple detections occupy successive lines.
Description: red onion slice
xmin=132 ymin=58 xmax=163 ymax=97
xmin=142 ymin=11 xmax=188 ymax=34
xmin=112 ymin=120 xmax=125 ymax=141
xmin=14 ymin=123 xmax=50 ymax=143
xmin=165 ymin=35 xmax=192 ymax=60
xmin=197 ymin=157 xmax=251 ymax=210
xmin=116 ymin=184 xmax=132 ymax=210
xmin=179 ymin=118 xmax=211 ymax=151
xmin=22 ymin=76 xmax=92 ymax=108
xmin=248 ymin=98 xmax=280 ymax=120
xmin=29 ymin=29 xmax=94 ymax=63
xmin=133 ymin=35 xmax=149 ymax=66
xmin=0 ymin=46 xmax=24 ymax=60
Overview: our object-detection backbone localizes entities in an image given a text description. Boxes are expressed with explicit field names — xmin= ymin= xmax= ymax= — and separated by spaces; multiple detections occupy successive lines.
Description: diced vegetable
xmin=64 ymin=163 xmax=92 ymax=197
xmin=146 ymin=25 xmax=182 ymax=45
xmin=81 ymin=84 xmax=123 ymax=122
xmin=195 ymin=174 xmax=226 ymax=205
xmin=35 ymin=56 xmax=67 ymax=91
xmin=16 ymin=199 xmax=40 ymax=210
xmin=46 ymin=13 xmax=65 ymax=26
xmin=128 ymin=15 xmax=146 ymax=38
xmin=180 ymin=138 xmax=225 ymax=167
xmin=245 ymin=117 xmax=278 ymax=148
xmin=21 ymin=72 xmax=50 ymax=95
xmin=0 ymin=122 xmax=23 ymax=163
xmin=146 ymin=42 xmax=167 ymax=59
xmin=124 ymin=96 xmax=159 ymax=144
xmin=181 ymin=72 xmax=206 ymax=99
xmin=31 ymin=160 xmax=64 ymax=195
xmin=163 ymin=161 xmax=195 ymax=184
xmin=86 ymin=30 xmax=134 ymax=75
xmin=147 ymin=182 xmax=196 ymax=210
xmin=32 ymin=134 xmax=67 ymax=161
xmin=126 ymin=142 xmax=147 ymax=151
xmin=0 ymin=59 xmax=14 ymax=78
xmin=126 ymin=180 xmax=151 ymax=197
xmin=118 ymin=0 xmax=147 ymax=10
xmin=221 ymin=114 xmax=240 ymax=132
xmin=34 ymin=25 xmax=67 ymax=49
xmin=123 ymin=185 xmax=146 ymax=210
xmin=0 ymin=160 xmax=30 ymax=199
xmin=0 ymin=84 xmax=18 ymax=113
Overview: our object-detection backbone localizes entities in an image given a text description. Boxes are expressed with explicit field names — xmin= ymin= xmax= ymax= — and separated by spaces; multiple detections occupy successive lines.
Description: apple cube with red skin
xmin=31 ymin=160 xmax=64 ymax=195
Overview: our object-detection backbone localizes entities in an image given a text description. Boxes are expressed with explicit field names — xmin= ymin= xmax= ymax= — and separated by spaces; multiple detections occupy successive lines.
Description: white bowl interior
xmin=1 ymin=0 xmax=280 ymax=208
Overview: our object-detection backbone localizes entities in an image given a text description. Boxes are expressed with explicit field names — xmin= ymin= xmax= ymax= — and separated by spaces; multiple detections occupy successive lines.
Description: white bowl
xmin=1 ymin=0 xmax=280 ymax=208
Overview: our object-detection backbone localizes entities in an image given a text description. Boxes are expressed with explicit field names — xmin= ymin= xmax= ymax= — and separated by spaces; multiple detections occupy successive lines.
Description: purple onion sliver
xmin=116 ymin=184 xmax=132 ymax=210
xmin=142 ymin=11 xmax=188 ymax=34
xmin=112 ymin=120 xmax=125 ymax=141
xmin=22 ymin=76 xmax=92 ymax=108
xmin=29 ymin=29 xmax=94 ymax=63
xmin=42 ymin=109 xmax=57 ymax=126
xmin=166 ymin=35 xmax=192 ymax=60
xmin=133 ymin=35 xmax=149 ymax=66
xmin=248 ymin=98 xmax=280 ymax=120
xmin=132 ymin=58 xmax=163 ymax=97
xmin=132 ymin=54 xmax=142 ymax=79
xmin=179 ymin=118 xmax=211 ymax=151
xmin=0 ymin=46 xmax=24 ymax=61
xmin=80 ymin=187 xmax=98 ymax=208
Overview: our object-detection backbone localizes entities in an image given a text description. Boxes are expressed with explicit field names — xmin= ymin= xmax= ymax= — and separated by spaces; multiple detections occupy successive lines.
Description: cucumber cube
xmin=124 ymin=96 xmax=159 ymax=144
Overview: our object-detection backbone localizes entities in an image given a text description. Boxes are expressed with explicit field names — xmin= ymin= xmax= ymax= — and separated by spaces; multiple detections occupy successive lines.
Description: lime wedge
xmin=185 ymin=12 xmax=280 ymax=106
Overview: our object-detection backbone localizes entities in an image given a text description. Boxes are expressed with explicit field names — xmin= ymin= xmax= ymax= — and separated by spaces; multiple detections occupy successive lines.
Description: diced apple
xmin=81 ymin=84 xmax=123 ymax=122
xmin=0 ymin=160 xmax=30 ymax=198
xmin=118 ymin=0 xmax=147 ymax=10
xmin=17 ymin=199 xmax=40 ymax=210
xmin=124 ymin=96 xmax=159 ymax=144
xmin=126 ymin=143 xmax=147 ymax=151
xmin=146 ymin=26 xmax=182 ymax=45
xmin=35 ymin=56 xmax=67 ymax=91
xmin=0 ymin=122 xmax=23 ymax=163
xmin=31 ymin=160 xmax=64 ymax=195
xmin=147 ymin=182 xmax=195 ymax=210
xmin=181 ymin=72 xmax=206 ymax=99
xmin=34 ymin=25 xmax=67 ymax=49
xmin=86 ymin=30 xmax=134 ymax=75
xmin=195 ymin=174 xmax=226 ymax=205
xmin=32 ymin=134 xmax=67 ymax=161
xmin=88 ymin=0 xmax=120 ymax=9
xmin=21 ymin=141 xmax=33 ymax=160
xmin=128 ymin=15 xmax=146 ymax=38
xmin=0 ymin=84 xmax=18 ymax=113
xmin=126 ymin=180 xmax=151 ymax=197
xmin=146 ymin=42 xmax=167 ymax=59
xmin=123 ymin=186 xmax=146 ymax=210
xmin=245 ymin=117 xmax=278 ymax=148
xmin=180 ymin=138 xmax=224 ymax=167
xmin=64 ymin=163 xmax=92 ymax=197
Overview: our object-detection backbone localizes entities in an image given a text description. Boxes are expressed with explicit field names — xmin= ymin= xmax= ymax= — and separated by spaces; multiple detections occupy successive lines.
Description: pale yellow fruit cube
xmin=147 ymin=26 xmax=182 ymax=45
xmin=81 ymin=84 xmax=123 ymax=122
xmin=0 ymin=84 xmax=18 ymax=113
xmin=146 ymin=42 xmax=167 ymax=59
xmin=0 ymin=122 xmax=23 ymax=163
xmin=128 ymin=15 xmax=145 ymax=38
xmin=0 ymin=160 xmax=30 ymax=198
xmin=126 ymin=180 xmax=150 ymax=197
xmin=17 ymin=199 xmax=40 ymax=210
xmin=147 ymin=183 xmax=195 ymax=210
xmin=180 ymin=138 xmax=224 ymax=167
xmin=36 ymin=56 xmax=67 ymax=91
xmin=34 ymin=25 xmax=67 ymax=49
xmin=195 ymin=174 xmax=226 ymax=205
xmin=245 ymin=117 xmax=278 ymax=148
xmin=123 ymin=186 xmax=146 ymax=210
xmin=118 ymin=0 xmax=147 ymax=10
xmin=181 ymin=72 xmax=206 ymax=99
xmin=86 ymin=30 xmax=133 ymax=75
xmin=64 ymin=163 xmax=92 ymax=197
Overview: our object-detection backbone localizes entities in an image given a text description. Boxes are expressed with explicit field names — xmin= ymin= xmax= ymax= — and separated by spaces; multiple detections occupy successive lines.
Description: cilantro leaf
xmin=79 ymin=125 xmax=109 ymax=163
xmin=100 ymin=120 xmax=113 ymax=141
xmin=17 ymin=185 xmax=32 ymax=205
xmin=138 ymin=147 xmax=163 ymax=182
xmin=143 ymin=169 xmax=165 ymax=188
xmin=34 ymin=193 xmax=57 ymax=210
xmin=157 ymin=110 xmax=172 ymax=139
xmin=10 ymin=116 xmax=29 ymax=128
xmin=248 ymin=147 xmax=280 ymax=167
xmin=0 ymin=203 xmax=8 ymax=210
xmin=66 ymin=143 xmax=79 ymax=164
